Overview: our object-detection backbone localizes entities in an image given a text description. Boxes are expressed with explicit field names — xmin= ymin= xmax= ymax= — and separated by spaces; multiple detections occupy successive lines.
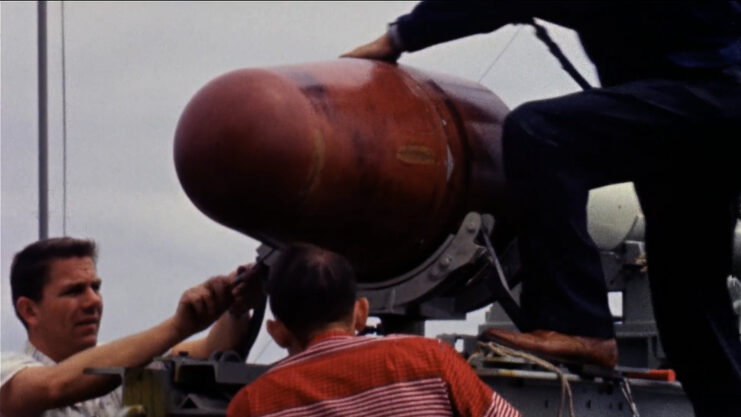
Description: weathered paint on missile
xmin=174 ymin=59 xmax=513 ymax=281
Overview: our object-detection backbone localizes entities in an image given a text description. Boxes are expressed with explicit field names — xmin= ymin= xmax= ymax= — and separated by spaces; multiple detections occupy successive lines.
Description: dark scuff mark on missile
xmin=397 ymin=145 xmax=436 ymax=165
xmin=349 ymin=129 xmax=387 ymax=202
xmin=286 ymin=71 xmax=337 ymax=120
xmin=303 ymin=84 xmax=334 ymax=118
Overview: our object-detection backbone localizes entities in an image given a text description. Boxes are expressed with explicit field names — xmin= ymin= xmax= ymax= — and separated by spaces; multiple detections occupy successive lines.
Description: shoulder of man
xmin=0 ymin=350 xmax=44 ymax=388
xmin=382 ymin=334 xmax=453 ymax=351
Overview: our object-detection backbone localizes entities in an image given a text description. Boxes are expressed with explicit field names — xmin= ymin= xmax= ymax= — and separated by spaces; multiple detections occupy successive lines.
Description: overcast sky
xmin=1 ymin=1 xmax=608 ymax=363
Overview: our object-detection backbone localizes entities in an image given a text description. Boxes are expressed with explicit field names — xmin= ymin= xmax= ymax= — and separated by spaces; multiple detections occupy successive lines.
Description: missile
xmin=174 ymin=59 xmax=514 ymax=282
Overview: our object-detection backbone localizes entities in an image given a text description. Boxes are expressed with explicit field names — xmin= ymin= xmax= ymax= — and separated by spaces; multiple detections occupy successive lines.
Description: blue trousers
xmin=503 ymin=74 xmax=741 ymax=416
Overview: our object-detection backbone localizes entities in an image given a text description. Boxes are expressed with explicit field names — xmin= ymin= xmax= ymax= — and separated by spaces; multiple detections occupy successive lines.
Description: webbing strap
xmin=530 ymin=19 xmax=593 ymax=91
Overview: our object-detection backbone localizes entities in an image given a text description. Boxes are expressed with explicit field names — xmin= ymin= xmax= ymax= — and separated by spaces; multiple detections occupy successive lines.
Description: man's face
xmin=31 ymin=257 xmax=103 ymax=360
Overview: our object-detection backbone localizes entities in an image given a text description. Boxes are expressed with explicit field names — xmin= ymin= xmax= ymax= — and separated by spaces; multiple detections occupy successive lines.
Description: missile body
xmin=174 ymin=59 xmax=512 ymax=281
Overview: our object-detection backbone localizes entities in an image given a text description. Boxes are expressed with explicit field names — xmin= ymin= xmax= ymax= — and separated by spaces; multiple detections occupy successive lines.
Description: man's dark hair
xmin=10 ymin=237 xmax=97 ymax=327
xmin=267 ymin=243 xmax=357 ymax=343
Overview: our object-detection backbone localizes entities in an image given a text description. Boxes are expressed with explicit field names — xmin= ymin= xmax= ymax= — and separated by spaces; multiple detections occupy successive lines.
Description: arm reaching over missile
xmin=341 ymin=2 xmax=530 ymax=61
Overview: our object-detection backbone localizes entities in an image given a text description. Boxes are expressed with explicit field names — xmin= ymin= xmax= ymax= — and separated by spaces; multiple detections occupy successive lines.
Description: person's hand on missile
xmin=169 ymin=270 xmax=267 ymax=358
xmin=229 ymin=263 xmax=268 ymax=318
xmin=341 ymin=32 xmax=401 ymax=62
xmin=173 ymin=276 xmax=234 ymax=338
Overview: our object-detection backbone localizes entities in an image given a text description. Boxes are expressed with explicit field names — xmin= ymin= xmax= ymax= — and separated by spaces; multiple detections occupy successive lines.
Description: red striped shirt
xmin=227 ymin=331 xmax=519 ymax=417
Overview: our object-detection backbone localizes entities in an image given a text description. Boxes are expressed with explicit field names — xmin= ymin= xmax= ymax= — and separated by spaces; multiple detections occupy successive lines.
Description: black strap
xmin=531 ymin=19 xmax=593 ymax=91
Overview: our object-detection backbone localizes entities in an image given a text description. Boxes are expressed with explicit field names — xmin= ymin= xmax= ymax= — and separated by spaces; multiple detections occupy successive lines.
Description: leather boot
xmin=479 ymin=328 xmax=618 ymax=369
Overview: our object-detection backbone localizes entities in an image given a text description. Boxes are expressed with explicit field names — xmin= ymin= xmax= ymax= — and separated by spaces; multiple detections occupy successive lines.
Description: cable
xmin=477 ymin=25 xmax=523 ymax=83
xmin=61 ymin=0 xmax=68 ymax=235
xmin=253 ymin=337 xmax=275 ymax=363
xmin=478 ymin=20 xmax=593 ymax=91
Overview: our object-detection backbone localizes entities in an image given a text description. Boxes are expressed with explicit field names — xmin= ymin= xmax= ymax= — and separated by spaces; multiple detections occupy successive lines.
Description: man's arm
xmin=0 ymin=276 xmax=234 ymax=417
xmin=172 ymin=264 xmax=268 ymax=358
xmin=342 ymin=2 xmax=589 ymax=61
xmin=342 ymin=2 xmax=527 ymax=61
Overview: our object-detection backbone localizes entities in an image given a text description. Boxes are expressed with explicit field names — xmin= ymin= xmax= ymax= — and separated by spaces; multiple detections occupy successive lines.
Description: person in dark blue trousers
xmin=344 ymin=2 xmax=741 ymax=416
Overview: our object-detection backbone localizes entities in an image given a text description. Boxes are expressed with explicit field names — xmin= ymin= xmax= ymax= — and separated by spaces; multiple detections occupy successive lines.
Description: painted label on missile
xmin=174 ymin=59 xmax=511 ymax=281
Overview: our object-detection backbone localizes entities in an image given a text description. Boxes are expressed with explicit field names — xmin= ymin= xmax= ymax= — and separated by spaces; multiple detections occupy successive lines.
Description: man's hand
xmin=341 ymin=32 xmax=401 ymax=63
xmin=173 ymin=276 xmax=233 ymax=338
xmin=229 ymin=263 xmax=268 ymax=318
xmin=170 ymin=263 xmax=269 ymax=358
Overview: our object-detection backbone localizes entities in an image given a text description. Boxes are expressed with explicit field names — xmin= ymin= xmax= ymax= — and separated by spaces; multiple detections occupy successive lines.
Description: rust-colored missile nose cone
xmin=174 ymin=59 xmax=512 ymax=281
xmin=174 ymin=69 xmax=317 ymax=240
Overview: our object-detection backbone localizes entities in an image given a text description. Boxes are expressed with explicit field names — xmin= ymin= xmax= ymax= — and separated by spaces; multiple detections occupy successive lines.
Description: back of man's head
xmin=267 ymin=243 xmax=357 ymax=343
xmin=10 ymin=237 xmax=97 ymax=327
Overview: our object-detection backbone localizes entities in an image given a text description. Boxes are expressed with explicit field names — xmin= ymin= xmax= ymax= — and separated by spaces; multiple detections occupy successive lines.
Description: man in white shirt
xmin=1 ymin=237 xmax=263 ymax=417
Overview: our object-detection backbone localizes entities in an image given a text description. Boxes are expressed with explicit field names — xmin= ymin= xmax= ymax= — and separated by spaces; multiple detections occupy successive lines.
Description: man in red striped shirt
xmin=227 ymin=244 xmax=519 ymax=417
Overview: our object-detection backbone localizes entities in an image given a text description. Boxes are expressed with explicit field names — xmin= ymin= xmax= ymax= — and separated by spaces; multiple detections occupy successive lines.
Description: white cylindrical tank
xmin=587 ymin=182 xmax=643 ymax=251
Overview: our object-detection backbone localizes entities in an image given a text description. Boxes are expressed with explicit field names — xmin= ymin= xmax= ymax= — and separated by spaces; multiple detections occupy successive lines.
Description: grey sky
xmin=1 ymin=1 xmax=604 ymax=364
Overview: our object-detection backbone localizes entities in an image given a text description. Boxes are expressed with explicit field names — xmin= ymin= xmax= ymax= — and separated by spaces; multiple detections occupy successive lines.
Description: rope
xmin=473 ymin=341 xmax=576 ymax=417
xmin=619 ymin=377 xmax=641 ymax=417
xmin=477 ymin=21 xmax=593 ymax=91
xmin=477 ymin=26 xmax=523 ymax=83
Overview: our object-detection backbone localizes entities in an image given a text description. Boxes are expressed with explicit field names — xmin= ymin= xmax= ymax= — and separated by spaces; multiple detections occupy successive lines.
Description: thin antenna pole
xmin=61 ymin=1 xmax=68 ymax=235
xmin=38 ymin=0 xmax=49 ymax=239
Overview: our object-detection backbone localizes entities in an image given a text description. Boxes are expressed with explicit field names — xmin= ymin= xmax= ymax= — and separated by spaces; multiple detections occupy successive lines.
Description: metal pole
xmin=38 ymin=0 xmax=49 ymax=239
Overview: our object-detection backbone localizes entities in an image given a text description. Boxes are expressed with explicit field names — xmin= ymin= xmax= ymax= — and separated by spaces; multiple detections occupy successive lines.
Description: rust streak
xmin=301 ymin=129 xmax=326 ymax=197
xmin=396 ymin=145 xmax=436 ymax=165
